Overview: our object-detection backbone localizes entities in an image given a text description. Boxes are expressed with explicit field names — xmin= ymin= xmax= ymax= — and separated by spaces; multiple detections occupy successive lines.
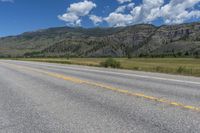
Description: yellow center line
xmin=1 ymin=61 xmax=200 ymax=112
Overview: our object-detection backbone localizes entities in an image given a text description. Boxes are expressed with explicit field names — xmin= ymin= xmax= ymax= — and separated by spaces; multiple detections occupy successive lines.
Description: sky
xmin=0 ymin=0 xmax=200 ymax=37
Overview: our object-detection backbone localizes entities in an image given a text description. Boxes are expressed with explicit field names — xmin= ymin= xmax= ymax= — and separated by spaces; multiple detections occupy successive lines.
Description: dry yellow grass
xmin=14 ymin=58 xmax=200 ymax=77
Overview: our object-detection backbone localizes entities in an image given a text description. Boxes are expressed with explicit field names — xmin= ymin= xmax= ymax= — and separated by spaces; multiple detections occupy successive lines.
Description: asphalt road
xmin=0 ymin=60 xmax=200 ymax=133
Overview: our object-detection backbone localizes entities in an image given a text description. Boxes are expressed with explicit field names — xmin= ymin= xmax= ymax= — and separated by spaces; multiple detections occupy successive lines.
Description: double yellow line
xmin=1 ymin=61 xmax=200 ymax=112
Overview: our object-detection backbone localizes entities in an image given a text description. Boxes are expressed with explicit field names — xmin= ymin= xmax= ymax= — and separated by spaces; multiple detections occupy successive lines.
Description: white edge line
xmin=3 ymin=60 xmax=200 ymax=86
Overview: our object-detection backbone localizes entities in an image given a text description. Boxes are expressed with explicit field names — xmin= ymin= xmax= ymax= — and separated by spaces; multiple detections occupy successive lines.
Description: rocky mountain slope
xmin=0 ymin=22 xmax=200 ymax=57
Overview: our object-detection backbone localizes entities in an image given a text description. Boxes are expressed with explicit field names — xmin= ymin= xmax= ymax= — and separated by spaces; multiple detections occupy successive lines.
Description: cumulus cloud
xmin=115 ymin=3 xmax=135 ymax=13
xmin=105 ymin=0 xmax=164 ymax=26
xmin=115 ymin=5 xmax=126 ymax=13
xmin=127 ymin=3 xmax=135 ymax=9
xmin=58 ymin=0 xmax=200 ymax=27
xmin=58 ymin=0 xmax=96 ymax=26
xmin=160 ymin=0 xmax=200 ymax=24
xmin=117 ymin=0 xmax=132 ymax=4
xmin=105 ymin=12 xmax=133 ymax=26
xmin=89 ymin=15 xmax=103 ymax=25
xmin=105 ymin=0 xmax=200 ymax=26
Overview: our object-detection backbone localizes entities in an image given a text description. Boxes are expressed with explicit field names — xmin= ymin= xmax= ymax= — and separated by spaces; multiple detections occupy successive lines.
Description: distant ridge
xmin=0 ymin=22 xmax=200 ymax=58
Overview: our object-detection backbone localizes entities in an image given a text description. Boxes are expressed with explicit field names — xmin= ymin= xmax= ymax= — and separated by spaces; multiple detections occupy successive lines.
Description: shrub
xmin=133 ymin=66 xmax=139 ymax=70
xmin=176 ymin=66 xmax=193 ymax=75
xmin=155 ymin=66 xmax=163 ymax=72
xmin=100 ymin=58 xmax=121 ymax=68
xmin=127 ymin=54 xmax=132 ymax=59
xmin=177 ymin=66 xmax=186 ymax=73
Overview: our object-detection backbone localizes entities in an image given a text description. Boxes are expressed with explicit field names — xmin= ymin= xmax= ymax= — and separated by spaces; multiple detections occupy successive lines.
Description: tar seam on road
xmin=1 ymin=61 xmax=200 ymax=112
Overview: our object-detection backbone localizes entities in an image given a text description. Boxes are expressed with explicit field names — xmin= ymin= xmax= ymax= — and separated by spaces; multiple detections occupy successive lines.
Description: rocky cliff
xmin=0 ymin=22 xmax=200 ymax=57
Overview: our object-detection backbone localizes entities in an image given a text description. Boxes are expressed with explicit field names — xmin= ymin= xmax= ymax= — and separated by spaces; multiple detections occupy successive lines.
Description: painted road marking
xmin=10 ymin=60 xmax=200 ymax=86
xmin=1 ymin=61 xmax=200 ymax=112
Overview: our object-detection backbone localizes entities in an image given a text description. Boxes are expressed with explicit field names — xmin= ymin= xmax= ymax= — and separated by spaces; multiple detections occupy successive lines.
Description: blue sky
xmin=0 ymin=0 xmax=200 ymax=37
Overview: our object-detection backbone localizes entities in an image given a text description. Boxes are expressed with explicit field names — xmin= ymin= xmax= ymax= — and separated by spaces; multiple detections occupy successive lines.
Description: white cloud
xmin=105 ymin=0 xmax=164 ymax=26
xmin=58 ymin=13 xmax=81 ymax=26
xmin=58 ymin=0 xmax=200 ymax=27
xmin=89 ymin=15 xmax=103 ymax=25
xmin=115 ymin=3 xmax=135 ymax=13
xmin=105 ymin=0 xmax=200 ymax=26
xmin=160 ymin=0 xmax=200 ymax=24
xmin=58 ymin=0 xmax=96 ymax=26
xmin=127 ymin=3 xmax=135 ymax=9
xmin=104 ymin=12 xmax=133 ymax=27
xmin=117 ymin=0 xmax=132 ymax=4
xmin=130 ymin=0 xmax=164 ymax=23
xmin=115 ymin=5 xmax=126 ymax=13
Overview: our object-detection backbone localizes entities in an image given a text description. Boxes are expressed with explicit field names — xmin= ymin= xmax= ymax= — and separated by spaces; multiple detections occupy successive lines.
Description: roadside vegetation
xmin=100 ymin=58 xmax=121 ymax=68
xmin=10 ymin=57 xmax=200 ymax=77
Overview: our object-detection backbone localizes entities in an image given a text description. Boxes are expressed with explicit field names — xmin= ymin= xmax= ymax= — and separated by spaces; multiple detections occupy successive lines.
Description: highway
xmin=0 ymin=60 xmax=200 ymax=133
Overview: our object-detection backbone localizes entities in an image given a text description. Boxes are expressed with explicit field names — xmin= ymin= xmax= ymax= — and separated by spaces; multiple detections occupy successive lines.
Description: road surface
xmin=0 ymin=60 xmax=200 ymax=133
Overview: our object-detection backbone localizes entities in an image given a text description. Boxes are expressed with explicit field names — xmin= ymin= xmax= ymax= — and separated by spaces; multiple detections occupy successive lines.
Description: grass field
xmin=12 ymin=58 xmax=200 ymax=77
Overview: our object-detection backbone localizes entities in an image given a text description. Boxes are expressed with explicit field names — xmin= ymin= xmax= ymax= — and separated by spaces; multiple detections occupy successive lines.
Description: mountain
xmin=0 ymin=22 xmax=200 ymax=58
